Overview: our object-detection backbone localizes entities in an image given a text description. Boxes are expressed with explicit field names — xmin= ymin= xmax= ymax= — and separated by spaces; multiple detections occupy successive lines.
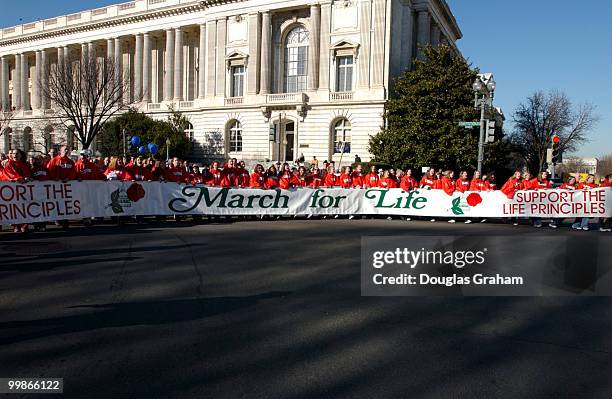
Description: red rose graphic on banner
xmin=466 ymin=193 xmax=483 ymax=207
xmin=127 ymin=183 xmax=146 ymax=203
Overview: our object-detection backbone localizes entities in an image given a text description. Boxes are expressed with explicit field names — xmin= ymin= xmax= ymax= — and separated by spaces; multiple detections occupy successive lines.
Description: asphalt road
xmin=1 ymin=219 xmax=611 ymax=398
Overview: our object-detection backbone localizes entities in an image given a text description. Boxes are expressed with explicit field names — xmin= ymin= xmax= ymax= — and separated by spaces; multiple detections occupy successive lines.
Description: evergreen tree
xmin=369 ymin=45 xmax=481 ymax=171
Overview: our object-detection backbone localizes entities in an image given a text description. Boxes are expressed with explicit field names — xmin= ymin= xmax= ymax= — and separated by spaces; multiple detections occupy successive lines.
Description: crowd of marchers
xmin=0 ymin=145 xmax=611 ymax=233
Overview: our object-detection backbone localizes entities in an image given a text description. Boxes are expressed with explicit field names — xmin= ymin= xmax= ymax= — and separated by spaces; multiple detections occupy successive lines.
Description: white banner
xmin=0 ymin=181 xmax=610 ymax=224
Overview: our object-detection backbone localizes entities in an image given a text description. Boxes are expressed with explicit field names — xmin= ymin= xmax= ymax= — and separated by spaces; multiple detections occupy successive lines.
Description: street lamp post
xmin=472 ymin=74 xmax=496 ymax=174
xmin=166 ymin=138 xmax=171 ymax=162
xmin=122 ymin=128 xmax=126 ymax=158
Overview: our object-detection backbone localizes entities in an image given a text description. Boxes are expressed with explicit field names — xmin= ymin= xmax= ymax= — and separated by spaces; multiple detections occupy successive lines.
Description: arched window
xmin=227 ymin=120 xmax=242 ymax=153
xmin=23 ymin=127 xmax=33 ymax=152
xmin=333 ymin=119 xmax=352 ymax=154
xmin=284 ymin=26 xmax=309 ymax=93
xmin=185 ymin=122 xmax=195 ymax=144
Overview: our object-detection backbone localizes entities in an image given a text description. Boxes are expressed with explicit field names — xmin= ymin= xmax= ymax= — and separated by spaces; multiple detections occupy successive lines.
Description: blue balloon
xmin=130 ymin=136 xmax=141 ymax=147
xmin=138 ymin=146 xmax=147 ymax=155
xmin=148 ymin=143 xmax=158 ymax=155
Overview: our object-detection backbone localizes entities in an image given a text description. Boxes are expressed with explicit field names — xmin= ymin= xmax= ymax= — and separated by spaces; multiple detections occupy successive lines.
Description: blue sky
xmin=1 ymin=0 xmax=610 ymax=157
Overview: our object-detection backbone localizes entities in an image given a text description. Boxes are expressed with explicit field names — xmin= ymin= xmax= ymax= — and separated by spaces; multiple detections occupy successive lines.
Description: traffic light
xmin=485 ymin=120 xmax=496 ymax=143
xmin=552 ymin=135 xmax=561 ymax=163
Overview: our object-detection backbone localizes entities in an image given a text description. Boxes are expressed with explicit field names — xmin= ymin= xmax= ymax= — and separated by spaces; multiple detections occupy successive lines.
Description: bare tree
xmin=558 ymin=157 xmax=587 ymax=174
xmin=40 ymin=54 xmax=138 ymax=149
xmin=0 ymin=109 xmax=14 ymax=142
xmin=509 ymin=90 xmax=598 ymax=173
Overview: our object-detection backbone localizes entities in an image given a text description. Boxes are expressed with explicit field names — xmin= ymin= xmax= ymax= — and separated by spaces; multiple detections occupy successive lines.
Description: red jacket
xmin=420 ymin=176 xmax=437 ymax=189
xmin=76 ymin=159 xmax=107 ymax=181
xmin=220 ymin=167 xmax=238 ymax=187
xmin=324 ymin=173 xmax=338 ymax=187
xmin=578 ymin=182 xmax=598 ymax=189
xmin=535 ymin=179 xmax=551 ymax=189
xmin=523 ymin=178 xmax=539 ymax=190
xmin=455 ymin=178 xmax=470 ymax=193
xmin=469 ymin=179 xmax=486 ymax=191
xmin=250 ymin=172 xmax=265 ymax=188
xmin=559 ymin=183 xmax=577 ymax=190
xmin=295 ymin=175 xmax=309 ymax=187
xmin=190 ymin=172 xmax=205 ymax=185
xmin=165 ymin=167 xmax=188 ymax=183
xmin=440 ymin=176 xmax=455 ymax=196
xmin=351 ymin=171 xmax=364 ymax=187
xmin=400 ymin=176 xmax=418 ymax=192
xmin=2 ymin=159 xmax=31 ymax=181
xmin=206 ymin=167 xmax=223 ymax=186
xmin=265 ymin=173 xmax=280 ymax=189
xmin=601 ymin=180 xmax=612 ymax=188
xmin=501 ymin=177 xmax=523 ymax=198
xmin=236 ymin=168 xmax=250 ymax=187
xmin=379 ymin=177 xmax=398 ymax=189
xmin=308 ymin=174 xmax=323 ymax=188
xmin=338 ymin=173 xmax=353 ymax=188
xmin=47 ymin=156 xmax=77 ymax=181
xmin=31 ymin=164 xmax=51 ymax=181
xmin=279 ymin=172 xmax=298 ymax=189
xmin=364 ymin=172 xmax=379 ymax=188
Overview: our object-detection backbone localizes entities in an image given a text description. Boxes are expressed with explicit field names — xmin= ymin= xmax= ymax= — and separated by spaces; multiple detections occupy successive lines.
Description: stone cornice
xmin=0 ymin=0 xmax=243 ymax=48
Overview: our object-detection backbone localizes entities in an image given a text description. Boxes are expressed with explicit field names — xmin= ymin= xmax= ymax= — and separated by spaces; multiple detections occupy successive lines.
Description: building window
xmin=24 ymin=127 xmax=33 ymax=151
xmin=336 ymin=56 xmax=354 ymax=92
xmin=284 ymin=26 xmax=309 ymax=93
xmin=69 ymin=128 xmax=79 ymax=150
xmin=228 ymin=120 xmax=242 ymax=153
xmin=333 ymin=118 xmax=351 ymax=154
xmin=231 ymin=66 xmax=245 ymax=97
xmin=7 ymin=129 xmax=13 ymax=150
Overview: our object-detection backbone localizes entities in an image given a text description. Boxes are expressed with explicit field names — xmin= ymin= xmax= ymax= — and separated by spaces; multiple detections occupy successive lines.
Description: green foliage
xmin=369 ymin=45 xmax=481 ymax=171
xmin=97 ymin=108 xmax=192 ymax=159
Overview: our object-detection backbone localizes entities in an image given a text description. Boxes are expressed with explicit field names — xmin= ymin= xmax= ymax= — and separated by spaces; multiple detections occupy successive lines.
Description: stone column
xmin=358 ymin=0 xmax=372 ymax=88
xmin=0 ymin=56 xmax=7 ymax=111
xmin=400 ymin=8 xmax=415 ymax=71
xmin=88 ymin=42 xmax=95 ymax=63
xmin=174 ymin=27 xmax=183 ymax=101
xmin=319 ymin=3 xmax=331 ymax=90
xmin=57 ymin=47 xmax=64 ymax=71
xmin=216 ymin=18 xmax=226 ymax=97
xmin=33 ymin=50 xmax=42 ymax=110
xmin=164 ymin=29 xmax=175 ymax=101
xmin=206 ymin=20 xmax=216 ymax=98
xmin=371 ymin=0 xmax=386 ymax=87
xmin=417 ymin=10 xmax=430 ymax=59
xmin=260 ymin=11 xmax=271 ymax=95
xmin=431 ymin=24 xmax=441 ymax=47
xmin=81 ymin=43 xmax=88 ymax=69
xmin=198 ymin=24 xmax=206 ymax=99
xmin=307 ymin=4 xmax=321 ymax=90
xmin=143 ymin=33 xmax=152 ymax=103
xmin=134 ymin=33 xmax=143 ymax=101
xmin=246 ymin=13 xmax=260 ymax=95
xmin=40 ymin=50 xmax=49 ymax=109
xmin=106 ymin=39 xmax=114 ymax=67
xmin=21 ymin=54 xmax=30 ymax=110
xmin=13 ymin=55 xmax=21 ymax=110
xmin=114 ymin=37 xmax=123 ymax=102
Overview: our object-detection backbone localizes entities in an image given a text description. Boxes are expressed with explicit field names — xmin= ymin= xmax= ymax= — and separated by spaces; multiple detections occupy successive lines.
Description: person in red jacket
xmin=486 ymin=172 xmax=497 ymax=190
xmin=500 ymin=170 xmax=524 ymax=226
xmin=278 ymin=163 xmax=295 ymax=190
xmin=308 ymin=167 xmax=323 ymax=188
xmin=469 ymin=171 xmax=486 ymax=191
xmin=439 ymin=170 xmax=456 ymax=196
xmin=264 ymin=165 xmax=280 ymax=189
xmin=351 ymin=164 xmax=365 ymax=188
xmin=536 ymin=171 xmax=552 ymax=190
xmin=250 ymin=164 xmax=266 ymax=188
xmin=31 ymin=155 xmax=50 ymax=181
xmin=379 ymin=170 xmax=398 ymax=189
xmin=323 ymin=166 xmax=338 ymax=187
xmin=521 ymin=171 xmax=538 ymax=190
xmin=75 ymin=150 xmax=107 ymax=181
xmin=400 ymin=169 xmax=418 ymax=192
xmin=2 ymin=149 xmax=32 ymax=182
xmin=206 ymin=161 xmax=223 ymax=186
xmin=295 ymin=166 xmax=309 ymax=187
xmin=559 ymin=176 xmax=578 ymax=190
xmin=236 ymin=161 xmax=251 ymax=187
xmin=455 ymin=170 xmax=470 ymax=193
xmin=338 ymin=166 xmax=353 ymax=188
xmin=364 ymin=165 xmax=380 ymax=188
xmin=571 ymin=174 xmax=598 ymax=231
xmin=104 ymin=156 xmax=128 ymax=180
xmin=189 ymin=165 xmax=206 ymax=185
xmin=420 ymin=168 xmax=437 ymax=189
xmin=220 ymin=159 xmax=238 ymax=187
xmin=165 ymin=157 xmax=189 ymax=183
xmin=47 ymin=145 xmax=77 ymax=181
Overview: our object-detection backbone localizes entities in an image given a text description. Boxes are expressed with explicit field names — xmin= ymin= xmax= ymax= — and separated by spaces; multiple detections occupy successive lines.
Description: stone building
xmin=0 ymin=0 xmax=461 ymax=163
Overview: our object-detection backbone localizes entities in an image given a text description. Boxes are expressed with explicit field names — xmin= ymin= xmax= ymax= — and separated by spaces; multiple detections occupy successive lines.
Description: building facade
xmin=0 ymin=0 xmax=461 ymax=163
